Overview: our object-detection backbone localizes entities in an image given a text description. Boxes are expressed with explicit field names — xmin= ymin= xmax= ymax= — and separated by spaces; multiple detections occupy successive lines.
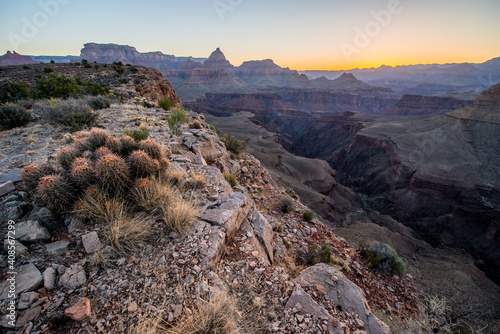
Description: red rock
xmin=64 ymin=297 xmax=91 ymax=321
xmin=127 ymin=301 xmax=138 ymax=313
xmin=316 ymin=284 xmax=327 ymax=295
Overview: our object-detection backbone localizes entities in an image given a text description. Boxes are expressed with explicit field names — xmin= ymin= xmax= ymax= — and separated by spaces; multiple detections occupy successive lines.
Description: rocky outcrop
xmin=0 ymin=51 xmax=38 ymax=66
xmin=385 ymin=94 xmax=474 ymax=116
xmin=204 ymin=48 xmax=234 ymax=71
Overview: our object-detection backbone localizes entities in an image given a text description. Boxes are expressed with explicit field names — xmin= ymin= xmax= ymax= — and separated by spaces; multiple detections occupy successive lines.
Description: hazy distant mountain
xmin=29 ymin=55 xmax=80 ymax=63
xmin=0 ymin=51 xmax=38 ymax=66
xmin=302 ymin=58 xmax=500 ymax=95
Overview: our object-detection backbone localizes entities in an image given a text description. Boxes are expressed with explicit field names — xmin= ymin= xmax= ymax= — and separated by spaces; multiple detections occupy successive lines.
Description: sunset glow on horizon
xmin=0 ymin=0 xmax=499 ymax=71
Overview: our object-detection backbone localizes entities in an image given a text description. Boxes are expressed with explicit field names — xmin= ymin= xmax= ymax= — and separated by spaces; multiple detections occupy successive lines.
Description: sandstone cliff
xmin=0 ymin=51 xmax=38 ymax=66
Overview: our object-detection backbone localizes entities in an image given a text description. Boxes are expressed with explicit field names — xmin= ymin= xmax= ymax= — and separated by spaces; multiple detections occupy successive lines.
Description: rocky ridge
xmin=0 ymin=52 xmax=38 ymax=67
xmin=0 ymin=98 xmax=420 ymax=332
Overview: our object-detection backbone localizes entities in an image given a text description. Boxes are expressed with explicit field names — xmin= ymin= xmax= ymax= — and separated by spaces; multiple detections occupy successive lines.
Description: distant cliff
xmin=0 ymin=51 xmax=38 ymax=66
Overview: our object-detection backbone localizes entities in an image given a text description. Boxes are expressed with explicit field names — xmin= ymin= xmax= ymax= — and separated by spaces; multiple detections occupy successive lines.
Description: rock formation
xmin=0 ymin=51 xmax=38 ymax=66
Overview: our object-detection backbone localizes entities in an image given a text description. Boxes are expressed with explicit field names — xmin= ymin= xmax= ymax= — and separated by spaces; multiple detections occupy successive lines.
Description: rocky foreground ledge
xmin=0 ymin=101 xmax=418 ymax=333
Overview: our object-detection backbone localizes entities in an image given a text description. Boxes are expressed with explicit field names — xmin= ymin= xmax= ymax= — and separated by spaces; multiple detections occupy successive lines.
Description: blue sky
xmin=0 ymin=0 xmax=499 ymax=70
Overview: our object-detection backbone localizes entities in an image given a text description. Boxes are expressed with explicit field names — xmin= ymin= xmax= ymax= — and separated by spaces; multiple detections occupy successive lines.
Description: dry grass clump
xmin=75 ymin=187 xmax=127 ymax=224
xmin=166 ymin=292 xmax=243 ymax=334
xmin=161 ymin=198 xmax=200 ymax=234
xmin=105 ymin=213 xmax=151 ymax=255
xmin=165 ymin=169 xmax=185 ymax=186
xmin=133 ymin=178 xmax=176 ymax=214
xmin=189 ymin=172 xmax=206 ymax=190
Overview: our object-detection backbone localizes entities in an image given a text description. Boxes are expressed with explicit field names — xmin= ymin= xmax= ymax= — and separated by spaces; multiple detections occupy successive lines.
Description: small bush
xmin=361 ymin=241 xmax=406 ymax=274
xmin=209 ymin=124 xmax=217 ymax=132
xmin=38 ymin=99 xmax=98 ymax=131
xmin=133 ymin=178 xmax=176 ymax=214
xmin=22 ymin=164 xmax=55 ymax=191
xmin=161 ymin=199 xmax=199 ymax=234
xmin=189 ymin=120 xmax=202 ymax=129
xmin=167 ymin=108 xmax=189 ymax=130
xmin=95 ymin=153 xmax=130 ymax=192
xmin=221 ymin=135 xmax=246 ymax=155
xmin=303 ymin=210 xmax=314 ymax=222
xmin=128 ymin=150 xmax=159 ymax=178
xmin=106 ymin=213 xmax=151 ymax=255
xmin=76 ymin=188 xmax=125 ymax=224
xmin=158 ymin=96 xmax=173 ymax=110
xmin=297 ymin=243 xmax=333 ymax=266
xmin=224 ymin=173 xmax=237 ymax=187
xmin=280 ymin=197 xmax=294 ymax=213
xmin=44 ymin=67 xmax=54 ymax=73
xmin=36 ymin=174 xmax=73 ymax=213
xmin=33 ymin=73 xmax=82 ymax=99
xmin=123 ymin=127 xmax=149 ymax=142
xmin=190 ymin=172 xmax=205 ymax=189
xmin=85 ymin=96 xmax=111 ymax=110
xmin=0 ymin=103 xmax=31 ymax=130
xmin=0 ymin=82 xmax=31 ymax=103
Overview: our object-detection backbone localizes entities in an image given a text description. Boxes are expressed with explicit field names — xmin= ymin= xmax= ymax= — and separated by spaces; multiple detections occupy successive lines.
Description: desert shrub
xmin=303 ymin=210 xmax=314 ymax=222
xmin=128 ymin=150 xmax=159 ymax=178
xmin=70 ymin=157 xmax=95 ymax=188
xmin=0 ymin=82 xmax=31 ymax=103
xmin=80 ymin=81 xmax=109 ymax=96
xmin=119 ymin=78 xmax=128 ymax=84
xmin=166 ymin=292 xmax=242 ymax=334
xmin=158 ymin=96 xmax=173 ymax=110
xmin=123 ymin=127 xmax=149 ymax=142
xmin=44 ymin=67 xmax=54 ymax=73
xmin=138 ymin=139 xmax=162 ymax=160
xmin=280 ymin=197 xmax=294 ymax=213
xmin=120 ymin=135 xmax=139 ymax=156
xmin=165 ymin=169 xmax=184 ymax=186
xmin=106 ymin=213 xmax=151 ymax=255
xmin=38 ymin=99 xmax=99 ymax=131
xmin=36 ymin=174 xmax=73 ymax=213
xmin=85 ymin=96 xmax=111 ymax=110
xmin=81 ymin=59 xmax=88 ymax=65
xmin=132 ymin=97 xmax=154 ymax=108
xmin=221 ymin=134 xmax=246 ymax=155
xmin=33 ymin=73 xmax=82 ymax=99
xmin=133 ymin=178 xmax=176 ymax=214
xmin=361 ymin=241 xmax=406 ymax=274
xmin=189 ymin=120 xmax=202 ymax=129
xmin=95 ymin=153 xmax=130 ymax=192
xmin=209 ymin=124 xmax=217 ymax=132
xmin=224 ymin=173 xmax=237 ymax=187
xmin=56 ymin=146 xmax=81 ymax=171
xmin=161 ymin=199 xmax=199 ymax=233
xmin=189 ymin=172 xmax=205 ymax=189
xmin=167 ymin=107 xmax=189 ymax=130
xmin=0 ymin=103 xmax=31 ymax=130
xmin=297 ymin=243 xmax=333 ymax=266
xmin=22 ymin=164 xmax=55 ymax=191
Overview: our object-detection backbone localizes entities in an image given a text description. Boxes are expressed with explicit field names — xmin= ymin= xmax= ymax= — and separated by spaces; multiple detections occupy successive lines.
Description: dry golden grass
xmin=133 ymin=178 xmax=176 ymax=215
xmin=76 ymin=188 xmax=127 ymax=224
xmin=190 ymin=172 xmax=205 ymax=190
xmin=166 ymin=292 xmax=242 ymax=334
xmin=161 ymin=198 xmax=200 ymax=234
xmin=105 ymin=213 xmax=151 ymax=255
xmin=165 ymin=169 xmax=184 ymax=186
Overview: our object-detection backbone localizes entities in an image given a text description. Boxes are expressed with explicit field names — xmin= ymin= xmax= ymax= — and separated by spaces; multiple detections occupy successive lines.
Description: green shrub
xmin=119 ymin=78 xmax=128 ymax=84
xmin=209 ymin=124 xmax=216 ymax=132
xmin=224 ymin=173 xmax=237 ymax=187
xmin=298 ymin=243 xmax=332 ymax=266
xmin=36 ymin=174 xmax=73 ymax=213
xmin=303 ymin=210 xmax=314 ymax=222
xmin=280 ymin=197 xmax=294 ymax=213
xmin=0 ymin=82 xmax=31 ymax=103
xmin=33 ymin=73 xmax=82 ymax=99
xmin=123 ymin=128 xmax=149 ymax=142
xmin=158 ymin=96 xmax=173 ymax=110
xmin=361 ymin=241 xmax=406 ymax=274
xmin=50 ymin=60 xmax=55 ymax=64
xmin=167 ymin=108 xmax=189 ymax=130
xmin=221 ymin=134 xmax=246 ymax=155
xmin=23 ymin=65 xmax=30 ymax=69
xmin=128 ymin=150 xmax=159 ymax=178
xmin=95 ymin=153 xmax=130 ymax=192
xmin=0 ymin=103 xmax=31 ymax=130
xmin=80 ymin=81 xmax=109 ymax=96
xmin=81 ymin=59 xmax=88 ymax=65
xmin=22 ymin=164 xmax=55 ymax=191
xmin=138 ymin=139 xmax=162 ymax=160
xmin=44 ymin=67 xmax=54 ymax=73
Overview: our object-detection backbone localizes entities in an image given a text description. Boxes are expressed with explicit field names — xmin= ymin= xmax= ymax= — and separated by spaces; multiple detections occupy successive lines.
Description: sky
xmin=0 ymin=0 xmax=499 ymax=70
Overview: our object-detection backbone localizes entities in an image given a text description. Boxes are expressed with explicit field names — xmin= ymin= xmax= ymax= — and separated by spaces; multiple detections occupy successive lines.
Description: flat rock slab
xmin=0 ymin=168 xmax=23 ymax=183
xmin=0 ymin=182 xmax=16 ymax=197
xmin=16 ymin=306 xmax=42 ymax=329
xmin=59 ymin=263 xmax=86 ymax=289
xmin=3 ymin=239 xmax=28 ymax=256
xmin=0 ymin=263 xmax=43 ymax=300
xmin=45 ymin=240 xmax=69 ymax=254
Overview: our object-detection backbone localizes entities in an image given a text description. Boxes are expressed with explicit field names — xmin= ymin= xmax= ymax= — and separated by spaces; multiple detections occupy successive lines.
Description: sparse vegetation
xmin=133 ymin=178 xmax=175 ymax=215
xmin=85 ymin=95 xmax=111 ymax=110
xmin=221 ymin=134 xmax=246 ymax=155
xmin=0 ymin=103 xmax=31 ymax=130
xmin=224 ymin=173 xmax=237 ymax=187
xmin=124 ymin=127 xmax=149 ymax=141
xmin=157 ymin=96 xmax=173 ymax=110
xmin=0 ymin=82 xmax=31 ymax=103
xmin=303 ymin=210 xmax=314 ymax=222
xmin=161 ymin=198 xmax=199 ymax=233
xmin=34 ymin=98 xmax=99 ymax=131
xmin=106 ymin=213 xmax=151 ymax=255
xmin=360 ymin=241 xmax=406 ymax=274
xmin=189 ymin=120 xmax=202 ymax=129
xmin=297 ymin=243 xmax=333 ymax=266
xmin=280 ymin=196 xmax=294 ymax=213
xmin=167 ymin=107 xmax=189 ymax=131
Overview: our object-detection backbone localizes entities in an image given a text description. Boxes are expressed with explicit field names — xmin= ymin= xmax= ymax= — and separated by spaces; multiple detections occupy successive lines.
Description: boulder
xmin=15 ymin=220 xmax=50 ymax=243
xmin=59 ymin=262 xmax=86 ymax=289
xmin=81 ymin=231 xmax=102 ymax=254
xmin=248 ymin=210 xmax=274 ymax=263
xmin=64 ymin=297 xmax=91 ymax=321
xmin=294 ymin=263 xmax=391 ymax=334
xmin=0 ymin=263 xmax=43 ymax=300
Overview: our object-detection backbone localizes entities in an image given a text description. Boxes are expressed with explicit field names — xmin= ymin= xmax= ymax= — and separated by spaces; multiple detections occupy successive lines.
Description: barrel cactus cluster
xmin=22 ymin=127 xmax=170 ymax=213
